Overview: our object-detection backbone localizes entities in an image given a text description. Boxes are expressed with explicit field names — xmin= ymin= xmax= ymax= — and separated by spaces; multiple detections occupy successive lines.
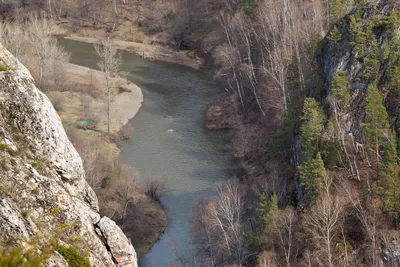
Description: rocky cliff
xmin=320 ymin=2 xmax=400 ymax=264
xmin=322 ymin=2 xmax=400 ymax=136
xmin=0 ymin=44 xmax=138 ymax=266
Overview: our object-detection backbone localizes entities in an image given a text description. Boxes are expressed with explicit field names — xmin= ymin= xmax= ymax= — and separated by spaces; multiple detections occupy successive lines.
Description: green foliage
xmin=373 ymin=12 xmax=400 ymax=30
xmin=349 ymin=15 xmax=366 ymax=57
xmin=361 ymin=84 xmax=390 ymax=156
xmin=331 ymin=70 xmax=350 ymax=108
xmin=0 ymin=239 xmax=55 ymax=267
xmin=0 ymin=143 xmax=10 ymax=150
xmin=244 ymin=231 xmax=261 ymax=252
xmin=389 ymin=65 xmax=400 ymax=94
xmin=246 ymin=193 xmax=278 ymax=251
xmin=299 ymin=99 xmax=326 ymax=201
xmin=306 ymin=34 xmax=325 ymax=97
xmin=0 ymin=64 xmax=12 ymax=71
xmin=300 ymin=98 xmax=326 ymax=159
xmin=362 ymin=25 xmax=380 ymax=79
xmin=299 ymin=153 xmax=326 ymax=195
xmin=321 ymin=137 xmax=343 ymax=168
xmin=329 ymin=0 xmax=346 ymax=23
xmin=373 ymin=132 xmax=400 ymax=224
xmin=31 ymin=161 xmax=46 ymax=175
xmin=1 ymin=158 xmax=10 ymax=171
xmin=328 ymin=26 xmax=342 ymax=51
xmin=256 ymin=193 xmax=278 ymax=229
xmin=0 ymin=247 xmax=42 ymax=267
xmin=386 ymin=21 xmax=400 ymax=94
xmin=56 ymin=245 xmax=91 ymax=267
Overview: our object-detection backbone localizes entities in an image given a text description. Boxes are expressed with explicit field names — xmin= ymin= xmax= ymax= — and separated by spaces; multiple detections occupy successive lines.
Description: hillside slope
xmin=0 ymin=44 xmax=138 ymax=266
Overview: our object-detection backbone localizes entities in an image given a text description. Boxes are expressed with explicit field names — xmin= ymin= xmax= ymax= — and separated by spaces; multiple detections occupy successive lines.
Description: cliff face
xmin=0 ymin=44 xmax=138 ymax=266
xmin=322 ymin=2 xmax=400 ymax=137
xmin=321 ymin=3 xmax=400 ymax=265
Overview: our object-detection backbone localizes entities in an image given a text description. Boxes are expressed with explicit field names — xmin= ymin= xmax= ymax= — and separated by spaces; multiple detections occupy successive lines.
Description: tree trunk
xmin=107 ymin=76 xmax=110 ymax=135
xmin=112 ymin=0 xmax=117 ymax=24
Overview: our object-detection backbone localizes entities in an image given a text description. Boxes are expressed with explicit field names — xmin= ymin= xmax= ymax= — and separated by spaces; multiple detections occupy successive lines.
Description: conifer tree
xmin=300 ymin=98 xmax=326 ymax=159
xmin=374 ymin=132 xmax=400 ymax=224
xmin=299 ymin=98 xmax=326 ymax=198
xmin=256 ymin=192 xmax=278 ymax=229
xmin=331 ymin=70 xmax=350 ymax=109
xmin=361 ymin=84 xmax=390 ymax=165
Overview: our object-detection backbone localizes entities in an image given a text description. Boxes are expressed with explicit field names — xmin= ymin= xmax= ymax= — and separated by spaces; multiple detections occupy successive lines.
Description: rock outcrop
xmin=322 ymin=2 xmax=400 ymax=137
xmin=0 ymin=44 xmax=137 ymax=266
xmin=321 ymin=2 xmax=400 ymax=265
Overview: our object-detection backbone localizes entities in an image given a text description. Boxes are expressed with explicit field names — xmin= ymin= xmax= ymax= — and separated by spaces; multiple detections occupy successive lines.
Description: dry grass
xmin=123 ymin=197 xmax=168 ymax=258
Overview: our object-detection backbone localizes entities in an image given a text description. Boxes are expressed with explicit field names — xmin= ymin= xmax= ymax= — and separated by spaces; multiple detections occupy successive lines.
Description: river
xmin=58 ymin=38 xmax=239 ymax=266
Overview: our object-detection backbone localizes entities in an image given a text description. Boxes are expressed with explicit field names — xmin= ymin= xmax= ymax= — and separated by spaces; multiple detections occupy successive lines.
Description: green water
xmin=58 ymin=38 xmax=239 ymax=266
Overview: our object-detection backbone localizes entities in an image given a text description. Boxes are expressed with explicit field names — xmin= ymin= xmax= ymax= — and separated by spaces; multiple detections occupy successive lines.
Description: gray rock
xmin=0 ymin=44 xmax=138 ymax=266
xmin=98 ymin=217 xmax=138 ymax=267
xmin=45 ymin=251 xmax=68 ymax=267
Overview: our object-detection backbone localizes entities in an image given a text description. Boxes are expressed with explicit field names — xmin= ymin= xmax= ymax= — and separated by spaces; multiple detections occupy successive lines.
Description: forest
xmin=0 ymin=0 xmax=400 ymax=266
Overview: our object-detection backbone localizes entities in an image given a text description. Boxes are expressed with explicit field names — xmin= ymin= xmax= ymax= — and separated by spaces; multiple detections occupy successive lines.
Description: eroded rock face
xmin=98 ymin=217 xmax=138 ymax=267
xmin=0 ymin=44 xmax=137 ymax=267
xmin=322 ymin=3 xmax=399 ymax=138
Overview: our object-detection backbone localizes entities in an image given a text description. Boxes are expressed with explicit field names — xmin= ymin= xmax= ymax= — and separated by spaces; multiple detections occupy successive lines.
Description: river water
xmin=58 ymin=38 xmax=239 ymax=266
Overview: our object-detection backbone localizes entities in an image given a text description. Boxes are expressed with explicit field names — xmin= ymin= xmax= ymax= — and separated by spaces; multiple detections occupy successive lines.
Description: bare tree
xmin=142 ymin=174 xmax=170 ymax=202
xmin=273 ymin=207 xmax=300 ymax=267
xmin=303 ymin=174 xmax=342 ymax=267
xmin=94 ymin=38 xmax=122 ymax=134
xmin=191 ymin=178 xmax=248 ymax=266
xmin=0 ymin=17 xmax=70 ymax=89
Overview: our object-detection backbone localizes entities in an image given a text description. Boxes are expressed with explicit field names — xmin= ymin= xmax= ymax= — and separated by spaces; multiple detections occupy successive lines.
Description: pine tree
xmin=246 ymin=192 xmax=279 ymax=251
xmin=300 ymin=98 xmax=326 ymax=159
xmin=374 ymin=132 xmax=400 ymax=224
xmin=299 ymin=152 xmax=326 ymax=194
xmin=328 ymin=26 xmax=342 ymax=53
xmin=329 ymin=0 xmax=346 ymax=23
xmin=361 ymin=84 xmax=390 ymax=164
xmin=331 ymin=70 xmax=350 ymax=109
xmin=256 ymin=192 xmax=278 ymax=229
xmin=299 ymin=98 xmax=326 ymax=200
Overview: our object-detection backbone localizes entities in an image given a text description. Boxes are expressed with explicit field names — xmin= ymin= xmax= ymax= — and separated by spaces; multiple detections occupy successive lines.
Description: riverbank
xmin=61 ymin=35 xmax=203 ymax=70
xmin=48 ymin=62 xmax=168 ymax=259
xmin=54 ymin=63 xmax=143 ymax=134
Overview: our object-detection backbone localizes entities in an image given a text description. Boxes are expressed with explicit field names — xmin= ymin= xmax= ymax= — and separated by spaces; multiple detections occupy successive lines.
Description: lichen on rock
xmin=0 ymin=43 xmax=137 ymax=267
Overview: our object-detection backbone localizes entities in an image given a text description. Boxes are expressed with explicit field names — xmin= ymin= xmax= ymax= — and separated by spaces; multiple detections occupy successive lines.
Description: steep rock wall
xmin=0 ymin=44 xmax=138 ymax=267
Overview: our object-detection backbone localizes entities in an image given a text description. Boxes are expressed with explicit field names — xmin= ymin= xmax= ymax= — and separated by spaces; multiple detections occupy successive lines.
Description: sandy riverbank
xmin=64 ymin=35 xmax=203 ymax=69
xmin=50 ymin=63 xmax=143 ymax=135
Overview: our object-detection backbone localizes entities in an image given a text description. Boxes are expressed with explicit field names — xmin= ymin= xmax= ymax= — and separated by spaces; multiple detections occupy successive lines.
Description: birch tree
xmin=94 ymin=38 xmax=122 ymax=134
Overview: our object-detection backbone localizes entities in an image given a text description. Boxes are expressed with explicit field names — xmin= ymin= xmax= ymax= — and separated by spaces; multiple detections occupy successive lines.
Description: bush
xmin=143 ymin=174 xmax=170 ymax=202
xmin=0 ymin=143 xmax=10 ymax=150
xmin=0 ymin=64 xmax=12 ymax=71
xmin=56 ymin=245 xmax=90 ymax=267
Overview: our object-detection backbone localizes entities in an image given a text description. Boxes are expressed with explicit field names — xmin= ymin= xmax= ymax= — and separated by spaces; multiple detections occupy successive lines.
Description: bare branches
xmin=94 ymin=38 xmax=122 ymax=134
xmin=303 ymin=174 xmax=342 ymax=267
xmin=142 ymin=174 xmax=170 ymax=202
xmin=0 ymin=17 xmax=70 ymax=89
xmin=190 ymin=179 xmax=248 ymax=266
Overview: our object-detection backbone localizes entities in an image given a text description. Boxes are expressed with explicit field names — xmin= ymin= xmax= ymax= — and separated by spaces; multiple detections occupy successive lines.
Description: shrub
xmin=31 ymin=161 xmax=46 ymax=175
xmin=0 ymin=143 xmax=10 ymax=150
xmin=56 ymin=245 xmax=90 ymax=267
xmin=143 ymin=174 xmax=170 ymax=202
xmin=0 ymin=64 xmax=12 ymax=71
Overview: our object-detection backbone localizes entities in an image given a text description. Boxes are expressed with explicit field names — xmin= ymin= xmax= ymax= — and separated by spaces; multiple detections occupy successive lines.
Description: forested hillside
xmin=1 ymin=0 xmax=400 ymax=266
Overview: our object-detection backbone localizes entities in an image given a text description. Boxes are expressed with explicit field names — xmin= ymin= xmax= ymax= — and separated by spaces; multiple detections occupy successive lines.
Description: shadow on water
xmin=57 ymin=38 xmax=241 ymax=267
